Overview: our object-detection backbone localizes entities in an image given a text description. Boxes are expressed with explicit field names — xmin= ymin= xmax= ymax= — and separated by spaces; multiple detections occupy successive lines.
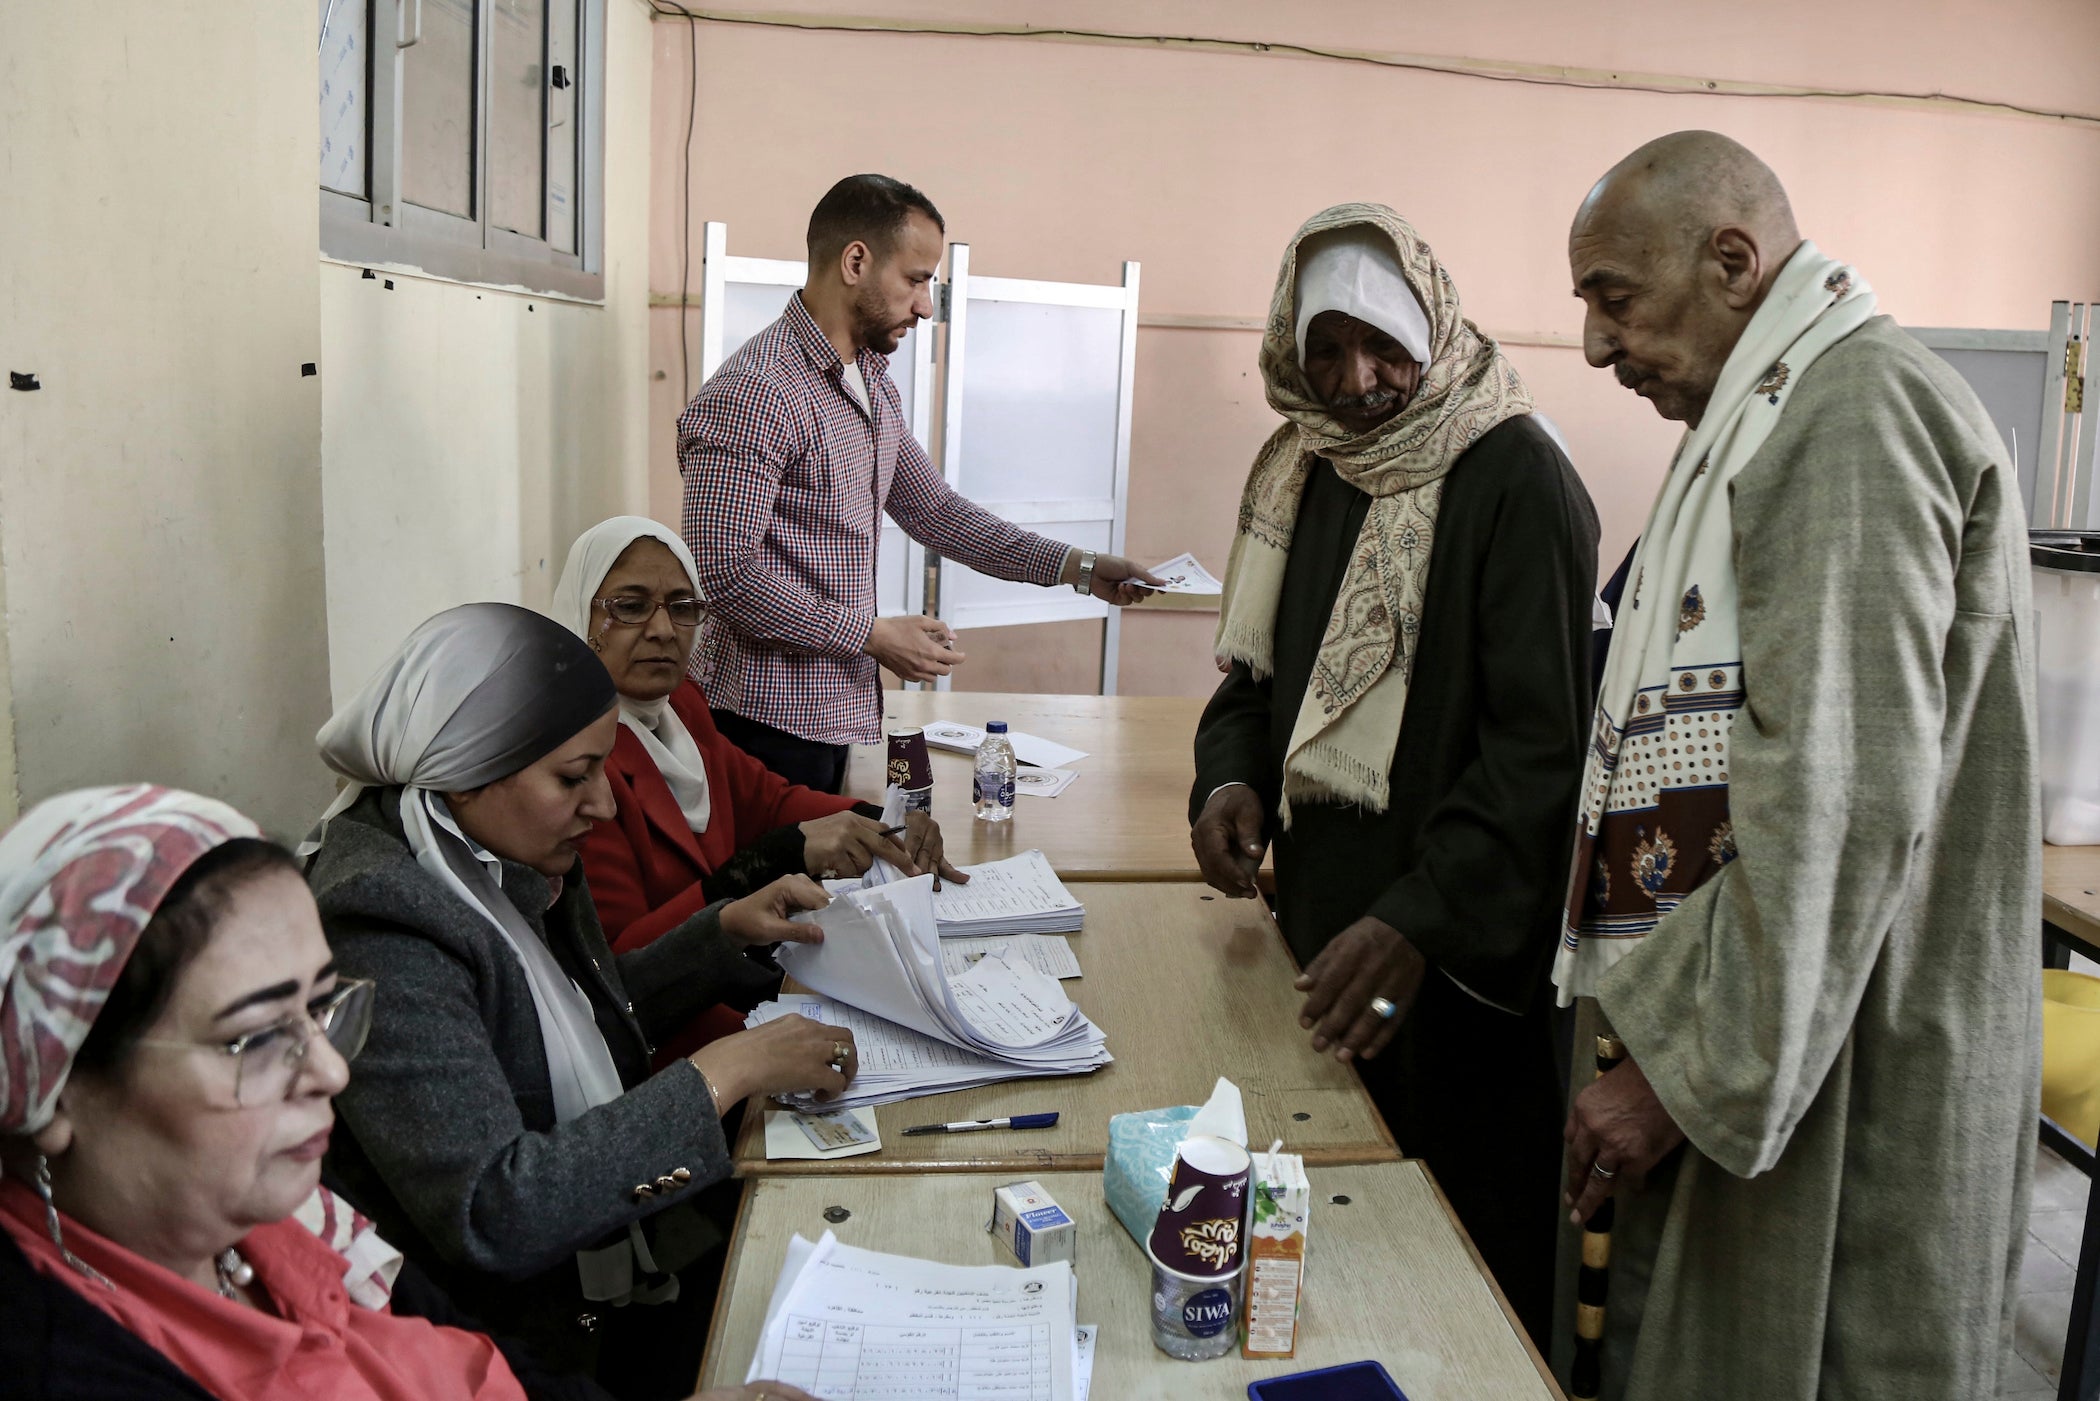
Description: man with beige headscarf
xmin=1190 ymin=203 xmax=1600 ymax=1340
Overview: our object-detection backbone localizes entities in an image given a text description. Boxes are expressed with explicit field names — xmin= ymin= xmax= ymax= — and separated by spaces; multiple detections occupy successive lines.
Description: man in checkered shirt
xmin=679 ymin=174 xmax=1160 ymax=793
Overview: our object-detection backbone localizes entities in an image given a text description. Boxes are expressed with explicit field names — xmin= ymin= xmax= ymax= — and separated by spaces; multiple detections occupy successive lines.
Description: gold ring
xmin=833 ymin=1041 xmax=853 ymax=1062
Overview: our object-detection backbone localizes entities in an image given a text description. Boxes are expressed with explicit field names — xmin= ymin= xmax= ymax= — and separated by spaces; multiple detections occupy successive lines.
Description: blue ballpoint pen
xmin=902 ymin=1113 xmax=1060 ymax=1136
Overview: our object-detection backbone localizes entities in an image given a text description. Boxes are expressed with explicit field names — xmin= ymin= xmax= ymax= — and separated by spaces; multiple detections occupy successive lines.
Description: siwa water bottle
xmin=973 ymin=721 xmax=1016 ymax=822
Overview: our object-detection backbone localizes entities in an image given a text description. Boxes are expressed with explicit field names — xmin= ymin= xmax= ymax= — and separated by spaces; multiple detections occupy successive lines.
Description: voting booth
xmin=696 ymin=222 xmax=1140 ymax=692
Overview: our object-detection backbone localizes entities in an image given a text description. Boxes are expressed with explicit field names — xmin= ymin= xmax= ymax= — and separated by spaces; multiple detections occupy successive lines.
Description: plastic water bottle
xmin=973 ymin=721 xmax=1016 ymax=822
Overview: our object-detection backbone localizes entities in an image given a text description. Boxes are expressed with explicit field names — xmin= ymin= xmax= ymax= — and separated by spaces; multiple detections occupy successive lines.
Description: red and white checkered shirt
xmin=679 ymin=293 xmax=1069 ymax=745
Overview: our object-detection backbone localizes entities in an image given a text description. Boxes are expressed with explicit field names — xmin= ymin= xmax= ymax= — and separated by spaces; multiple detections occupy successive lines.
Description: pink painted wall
xmin=648 ymin=0 xmax=2100 ymax=696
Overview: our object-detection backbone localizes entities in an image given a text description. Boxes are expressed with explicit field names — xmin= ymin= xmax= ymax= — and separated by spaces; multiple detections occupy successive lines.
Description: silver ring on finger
xmin=1590 ymin=1161 xmax=1619 ymax=1181
xmin=829 ymin=1061 xmax=845 ymax=1076
xmin=1369 ymin=996 xmax=1398 ymax=1020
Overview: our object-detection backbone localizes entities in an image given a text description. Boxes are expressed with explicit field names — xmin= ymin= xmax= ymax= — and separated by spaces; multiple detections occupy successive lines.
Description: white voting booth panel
xmin=698 ymin=223 xmax=933 ymax=618
xmin=939 ymin=247 xmax=1140 ymax=692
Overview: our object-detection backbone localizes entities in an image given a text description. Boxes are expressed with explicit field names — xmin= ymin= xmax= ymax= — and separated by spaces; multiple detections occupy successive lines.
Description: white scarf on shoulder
xmin=552 ymin=517 xmax=714 ymax=835
xmin=1552 ymin=243 xmax=1876 ymax=1004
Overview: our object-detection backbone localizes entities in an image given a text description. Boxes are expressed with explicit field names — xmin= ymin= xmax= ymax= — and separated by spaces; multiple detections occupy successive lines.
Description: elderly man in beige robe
xmin=1555 ymin=130 xmax=2041 ymax=1400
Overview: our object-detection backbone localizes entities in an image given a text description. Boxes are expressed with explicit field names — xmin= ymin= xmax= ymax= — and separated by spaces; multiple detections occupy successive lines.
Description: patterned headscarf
xmin=0 ymin=785 xmax=259 ymax=1136
xmin=1216 ymin=203 xmax=1533 ymax=820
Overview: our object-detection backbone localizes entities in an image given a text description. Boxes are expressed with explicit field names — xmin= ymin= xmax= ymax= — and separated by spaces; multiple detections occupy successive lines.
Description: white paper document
xmin=943 ymin=934 xmax=1081 ymax=981
xmin=860 ymin=848 xmax=1085 ymax=937
xmin=749 ymin=1231 xmax=1077 ymax=1400
xmin=1146 ymin=550 xmax=1224 ymax=595
xmin=1074 ymin=1325 xmax=1097 ymax=1401
xmin=1014 ymin=767 xmax=1079 ymax=799
xmin=920 ymin=720 xmax=1089 ymax=771
xmin=759 ymin=872 xmax=1110 ymax=1109
xmin=925 ymin=850 xmax=1085 ymax=936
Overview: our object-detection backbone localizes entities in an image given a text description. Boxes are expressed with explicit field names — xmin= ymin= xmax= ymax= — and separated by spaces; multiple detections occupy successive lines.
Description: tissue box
xmin=989 ymin=1180 xmax=1076 ymax=1269
xmin=1242 ymin=1151 xmax=1310 ymax=1358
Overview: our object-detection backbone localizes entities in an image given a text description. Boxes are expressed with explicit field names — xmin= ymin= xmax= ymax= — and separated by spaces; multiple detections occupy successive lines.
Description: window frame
xmin=320 ymin=0 xmax=606 ymax=301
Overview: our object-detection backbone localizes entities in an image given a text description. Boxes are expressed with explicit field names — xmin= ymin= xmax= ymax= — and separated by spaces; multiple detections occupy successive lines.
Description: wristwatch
xmin=1072 ymin=548 xmax=1097 ymax=597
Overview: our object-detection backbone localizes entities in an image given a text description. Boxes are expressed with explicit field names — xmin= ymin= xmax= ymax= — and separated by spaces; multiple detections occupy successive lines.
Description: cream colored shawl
xmin=1215 ymin=203 xmax=1532 ymax=821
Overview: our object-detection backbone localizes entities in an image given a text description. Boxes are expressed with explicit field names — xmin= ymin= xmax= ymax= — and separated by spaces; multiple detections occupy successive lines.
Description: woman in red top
xmin=554 ymin=519 xmax=963 ymax=1054
xmin=0 ymin=782 xmax=808 ymax=1401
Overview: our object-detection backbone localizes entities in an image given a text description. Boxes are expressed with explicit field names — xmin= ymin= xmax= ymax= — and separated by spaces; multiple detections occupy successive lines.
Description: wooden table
xmin=733 ymin=882 xmax=1396 ymax=1176
xmin=2041 ymin=845 xmax=2100 ymax=1401
xmin=700 ymin=1162 xmax=1561 ymax=1399
xmin=850 ymin=692 xmax=1230 ymax=881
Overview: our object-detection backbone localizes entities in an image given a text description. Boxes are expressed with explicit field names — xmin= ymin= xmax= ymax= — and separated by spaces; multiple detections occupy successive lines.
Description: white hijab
xmin=1293 ymin=225 xmax=1432 ymax=368
xmin=552 ymin=517 xmax=713 ymax=837
xmin=302 ymin=603 xmax=663 ymax=1303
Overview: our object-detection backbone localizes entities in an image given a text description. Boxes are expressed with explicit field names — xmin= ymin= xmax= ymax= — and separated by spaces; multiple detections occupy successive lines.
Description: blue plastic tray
xmin=1247 ymin=1360 xmax=1408 ymax=1401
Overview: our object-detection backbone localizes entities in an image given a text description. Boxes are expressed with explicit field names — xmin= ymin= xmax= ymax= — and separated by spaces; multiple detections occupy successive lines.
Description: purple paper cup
xmin=886 ymin=727 xmax=933 ymax=810
xmin=1147 ymin=1134 xmax=1252 ymax=1278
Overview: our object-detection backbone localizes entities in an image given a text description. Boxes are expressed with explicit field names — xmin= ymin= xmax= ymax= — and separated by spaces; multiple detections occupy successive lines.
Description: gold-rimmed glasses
xmin=136 ymin=978 xmax=375 ymax=1107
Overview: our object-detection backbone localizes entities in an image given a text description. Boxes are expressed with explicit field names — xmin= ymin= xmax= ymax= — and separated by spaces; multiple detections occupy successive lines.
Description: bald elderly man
xmin=1556 ymin=131 xmax=2039 ymax=1399
xmin=1191 ymin=203 xmax=1598 ymax=1342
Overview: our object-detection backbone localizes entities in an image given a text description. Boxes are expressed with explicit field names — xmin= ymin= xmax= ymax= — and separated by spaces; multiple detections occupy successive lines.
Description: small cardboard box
xmin=1242 ymin=1151 xmax=1309 ymax=1358
xmin=988 ymin=1179 xmax=1077 ymax=1269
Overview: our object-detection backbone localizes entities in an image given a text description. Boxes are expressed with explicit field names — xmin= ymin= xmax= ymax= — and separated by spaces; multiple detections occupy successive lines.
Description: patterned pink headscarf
xmin=0 ymin=784 xmax=258 ymax=1136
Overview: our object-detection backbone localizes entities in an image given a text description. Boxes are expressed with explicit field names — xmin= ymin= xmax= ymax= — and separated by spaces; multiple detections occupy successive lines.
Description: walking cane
xmin=1569 ymin=1031 xmax=1628 ymax=1401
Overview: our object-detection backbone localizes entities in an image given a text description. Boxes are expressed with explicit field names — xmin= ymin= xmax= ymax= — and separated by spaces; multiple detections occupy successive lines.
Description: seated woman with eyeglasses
xmin=0 ymin=783 xmax=816 ymax=1401
xmin=550 ymin=519 xmax=965 ymax=1060
xmin=301 ymin=602 xmax=854 ymax=1399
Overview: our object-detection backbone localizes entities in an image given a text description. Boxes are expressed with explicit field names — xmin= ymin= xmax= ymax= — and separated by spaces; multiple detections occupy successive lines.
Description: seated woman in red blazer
xmin=553 ymin=518 xmax=963 ymax=1055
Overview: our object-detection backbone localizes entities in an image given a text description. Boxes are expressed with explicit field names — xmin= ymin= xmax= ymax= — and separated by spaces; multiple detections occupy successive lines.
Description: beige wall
xmin=322 ymin=0 xmax=658 ymax=702
xmin=0 ymin=2 xmax=333 ymax=835
xmin=648 ymin=0 xmax=2100 ymax=696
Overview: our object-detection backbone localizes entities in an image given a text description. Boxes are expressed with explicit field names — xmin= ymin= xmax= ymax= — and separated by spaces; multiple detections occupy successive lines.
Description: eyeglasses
xmin=136 ymin=978 xmax=375 ymax=1107
xmin=595 ymin=595 xmax=703 ymax=628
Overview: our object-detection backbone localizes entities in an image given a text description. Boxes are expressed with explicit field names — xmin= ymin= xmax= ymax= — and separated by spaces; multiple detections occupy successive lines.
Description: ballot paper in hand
xmin=750 ymin=1231 xmax=1077 ymax=1400
xmin=1147 ymin=550 xmax=1225 ymax=595
xmin=759 ymin=873 xmax=1110 ymax=1109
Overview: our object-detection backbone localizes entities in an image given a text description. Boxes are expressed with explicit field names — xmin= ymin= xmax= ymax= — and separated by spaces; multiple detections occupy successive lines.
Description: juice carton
xmin=1241 ymin=1150 xmax=1309 ymax=1358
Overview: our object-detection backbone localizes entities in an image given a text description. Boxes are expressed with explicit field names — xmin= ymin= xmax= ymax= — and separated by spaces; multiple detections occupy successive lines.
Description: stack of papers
xmin=867 ymin=848 xmax=1085 ymax=936
xmin=749 ymin=1231 xmax=1089 ymax=1400
xmin=756 ymin=873 xmax=1111 ymax=1109
xmin=920 ymin=720 xmax=1088 ymax=770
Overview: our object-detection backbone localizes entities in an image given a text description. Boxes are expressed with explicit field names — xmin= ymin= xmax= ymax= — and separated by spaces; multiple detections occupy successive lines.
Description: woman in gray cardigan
xmin=304 ymin=603 xmax=855 ymax=1398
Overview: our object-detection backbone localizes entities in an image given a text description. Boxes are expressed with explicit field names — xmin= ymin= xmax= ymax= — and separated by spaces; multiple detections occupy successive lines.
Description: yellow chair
xmin=2043 ymin=969 xmax=2100 ymax=1148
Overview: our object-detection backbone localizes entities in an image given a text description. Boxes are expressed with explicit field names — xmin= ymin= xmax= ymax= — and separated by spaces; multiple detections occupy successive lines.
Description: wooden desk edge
xmin=732 ymin=1139 xmax=1403 ymax=1178
xmin=696 ymin=1176 xmax=757 ymax=1391
xmin=1415 ymin=1160 xmax=1567 ymax=1399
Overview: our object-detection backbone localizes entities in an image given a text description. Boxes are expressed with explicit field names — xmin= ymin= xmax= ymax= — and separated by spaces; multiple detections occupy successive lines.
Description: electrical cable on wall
xmin=648 ymin=1 xmax=703 ymax=403
xmin=646 ymin=5 xmax=2100 ymax=130
xmin=642 ymin=1 xmax=2100 ymax=401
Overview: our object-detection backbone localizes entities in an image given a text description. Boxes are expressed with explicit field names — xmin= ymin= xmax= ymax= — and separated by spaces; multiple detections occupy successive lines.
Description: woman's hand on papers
xmin=722 ymin=875 xmax=831 ymax=947
xmin=902 ymin=811 xmax=968 ymax=886
xmin=1293 ymin=916 xmax=1426 ymax=1064
xmin=689 ymin=1382 xmax=819 ymax=1401
xmin=691 ymin=1014 xmax=858 ymax=1108
xmin=1562 ymin=1056 xmax=1686 ymax=1225
xmin=1191 ymin=784 xmax=1267 ymax=897
xmin=802 ymin=812 xmax=917 ymax=880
